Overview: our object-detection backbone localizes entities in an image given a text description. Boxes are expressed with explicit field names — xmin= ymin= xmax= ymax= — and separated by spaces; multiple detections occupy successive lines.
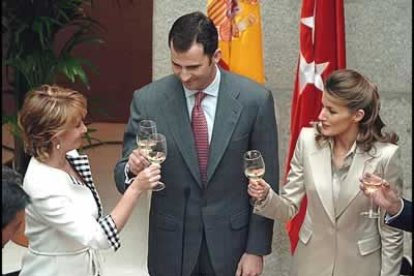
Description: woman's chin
xmin=321 ymin=128 xmax=332 ymax=137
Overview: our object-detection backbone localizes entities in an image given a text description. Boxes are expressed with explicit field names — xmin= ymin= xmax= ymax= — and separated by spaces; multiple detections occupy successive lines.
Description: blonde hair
xmin=315 ymin=69 xmax=398 ymax=152
xmin=18 ymin=85 xmax=87 ymax=162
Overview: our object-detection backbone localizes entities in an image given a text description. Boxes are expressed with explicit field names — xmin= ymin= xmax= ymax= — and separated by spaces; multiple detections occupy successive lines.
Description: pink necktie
xmin=191 ymin=91 xmax=209 ymax=184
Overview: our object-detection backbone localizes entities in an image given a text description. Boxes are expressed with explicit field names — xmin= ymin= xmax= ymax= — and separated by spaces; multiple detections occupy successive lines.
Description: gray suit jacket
xmin=114 ymin=69 xmax=279 ymax=276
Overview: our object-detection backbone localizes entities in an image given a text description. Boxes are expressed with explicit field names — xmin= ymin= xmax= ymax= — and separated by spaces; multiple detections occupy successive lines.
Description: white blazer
xmin=255 ymin=128 xmax=404 ymax=276
xmin=20 ymin=150 xmax=120 ymax=276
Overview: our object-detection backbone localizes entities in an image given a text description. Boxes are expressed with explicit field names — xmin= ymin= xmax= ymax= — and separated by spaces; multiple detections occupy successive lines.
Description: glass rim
xmin=138 ymin=119 xmax=157 ymax=127
xmin=244 ymin=150 xmax=262 ymax=159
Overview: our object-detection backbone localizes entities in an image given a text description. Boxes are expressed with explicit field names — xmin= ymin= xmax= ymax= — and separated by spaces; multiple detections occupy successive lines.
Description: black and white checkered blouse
xmin=66 ymin=154 xmax=120 ymax=251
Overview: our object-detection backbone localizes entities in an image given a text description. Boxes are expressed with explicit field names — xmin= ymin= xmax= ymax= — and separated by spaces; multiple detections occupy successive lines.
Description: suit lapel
xmin=161 ymin=85 xmax=202 ymax=187
xmin=310 ymin=145 xmax=336 ymax=224
xmin=206 ymin=74 xmax=242 ymax=185
xmin=66 ymin=154 xmax=103 ymax=218
xmin=335 ymin=150 xmax=374 ymax=218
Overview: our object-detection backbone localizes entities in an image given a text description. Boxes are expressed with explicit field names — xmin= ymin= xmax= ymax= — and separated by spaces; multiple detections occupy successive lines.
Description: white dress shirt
xmin=183 ymin=65 xmax=221 ymax=144
xmin=329 ymin=140 xmax=357 ymax=206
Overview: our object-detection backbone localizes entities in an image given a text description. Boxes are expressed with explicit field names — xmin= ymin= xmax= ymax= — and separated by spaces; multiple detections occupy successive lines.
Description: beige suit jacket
xmin=255 ymin=127 xmax=403 ymax=276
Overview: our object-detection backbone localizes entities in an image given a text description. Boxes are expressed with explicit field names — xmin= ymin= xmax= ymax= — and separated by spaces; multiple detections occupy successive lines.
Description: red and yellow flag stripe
xmin=207 ymin=0 xmax=265 ymax=84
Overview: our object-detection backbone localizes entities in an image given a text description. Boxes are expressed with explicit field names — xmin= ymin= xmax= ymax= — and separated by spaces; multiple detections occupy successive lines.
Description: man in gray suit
xmin=114 ymin=11 xmax=279 ymax=276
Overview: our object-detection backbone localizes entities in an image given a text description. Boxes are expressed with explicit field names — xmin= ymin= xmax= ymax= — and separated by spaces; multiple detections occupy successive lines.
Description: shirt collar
xmin=328 ymin=138 xmax=357 ymax=158
xmin=184 ymin=65 xmax=221 ymax=98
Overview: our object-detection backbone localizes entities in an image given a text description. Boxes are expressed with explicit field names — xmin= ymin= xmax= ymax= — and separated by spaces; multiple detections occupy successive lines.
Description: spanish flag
xmin=207 ymin=0 xmax=265 ymax=84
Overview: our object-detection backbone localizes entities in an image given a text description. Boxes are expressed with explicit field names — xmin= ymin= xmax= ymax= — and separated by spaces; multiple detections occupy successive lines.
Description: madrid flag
xmin=285 ymin=0 xmax=346 ymax=253
xmin=207 ymin=0 xmax=265 ymax=84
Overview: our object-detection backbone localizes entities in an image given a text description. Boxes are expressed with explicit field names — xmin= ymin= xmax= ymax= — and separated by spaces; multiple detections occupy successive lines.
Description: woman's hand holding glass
xmin=248 ymin=178 xmax=270 ymax=203
xmin=129 ymin=164 xmax=162 ymax=193
xmin=243 ymin=150 xmax=266 ymax=205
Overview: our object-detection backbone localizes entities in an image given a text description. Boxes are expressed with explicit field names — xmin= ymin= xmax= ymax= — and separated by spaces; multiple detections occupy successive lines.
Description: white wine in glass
xmin=244 ymin=168 xmax=265 ymax=180
xmin=137 ymin=139 xmax=156 ymax=157
xmin=360 ymin=161 xmax=384 ymax=218
xmin=148 ymin=133 xmax=167 ymax=191
xmin=362 ymin=179 xmax=382 ymax=193
xmin=147 ymin=152 xmax=167 ymax=164
xmin=136 ymin=120 xmax=157 ymax=157
xmin=243 ymin=150 xmax=265 ymax=205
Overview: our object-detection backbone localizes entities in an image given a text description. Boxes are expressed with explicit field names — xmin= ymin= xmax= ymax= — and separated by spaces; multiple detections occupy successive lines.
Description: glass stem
xmin=369 ymin=197 xmax=375 ymax=216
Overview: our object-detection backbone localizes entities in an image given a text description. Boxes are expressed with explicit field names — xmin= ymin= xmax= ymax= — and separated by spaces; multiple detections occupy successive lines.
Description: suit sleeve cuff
xmin=385 ymin=198 xmax=404 ymax=224
xmin=124 ymin=163 xmax=136 ymax=185
xmin=98 ymin=215 xmax=121 ymax=251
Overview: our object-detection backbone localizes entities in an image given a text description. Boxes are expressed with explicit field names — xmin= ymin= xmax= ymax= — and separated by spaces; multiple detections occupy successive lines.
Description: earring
xmin=56 ymin=144 xmax=61 ymax=150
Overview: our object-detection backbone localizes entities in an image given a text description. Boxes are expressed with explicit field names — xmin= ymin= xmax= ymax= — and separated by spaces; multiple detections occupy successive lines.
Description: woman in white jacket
xmin=18 ymin=85 xmax=161 ymax=276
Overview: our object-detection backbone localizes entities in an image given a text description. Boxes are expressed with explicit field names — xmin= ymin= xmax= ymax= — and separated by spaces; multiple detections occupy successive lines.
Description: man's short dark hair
xmin=2 ymin=165 xmax=23 ymax=185
xmin=168 ymin=11 xmax=218 ymax=57
xmin=2 ymin=166 xmax=30 ymax=229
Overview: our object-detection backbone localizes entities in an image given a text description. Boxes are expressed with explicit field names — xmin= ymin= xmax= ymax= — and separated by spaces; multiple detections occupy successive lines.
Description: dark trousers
xmin=190 ymin=232 xmax=216 ymax=276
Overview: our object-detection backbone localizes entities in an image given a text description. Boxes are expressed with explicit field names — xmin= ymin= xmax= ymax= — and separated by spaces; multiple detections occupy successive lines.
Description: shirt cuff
xmin=124 ymin=163 xmax=136 ymax=185
xmin=98 ymin=215 xmax=121 ymax=251
xmin=384 ymin=198 xmax=405 ymax=224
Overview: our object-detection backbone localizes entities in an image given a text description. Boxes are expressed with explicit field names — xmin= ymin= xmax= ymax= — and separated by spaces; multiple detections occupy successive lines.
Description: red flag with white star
xmin=285 ymin=0 xmax=346 ymax=254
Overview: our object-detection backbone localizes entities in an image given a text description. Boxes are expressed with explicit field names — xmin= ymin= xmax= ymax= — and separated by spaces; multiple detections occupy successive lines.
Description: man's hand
xmin=359 ymin=174 xmax=402 ymax=215
xmin=127 ymin=149 xmax=151 ymax=176
xmin=235 ymin=253 xmax=263 ymax=276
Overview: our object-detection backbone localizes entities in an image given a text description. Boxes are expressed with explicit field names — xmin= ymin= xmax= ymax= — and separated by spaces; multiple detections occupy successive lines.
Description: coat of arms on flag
xmin=207 ymin=0 xmax=265 ymax=84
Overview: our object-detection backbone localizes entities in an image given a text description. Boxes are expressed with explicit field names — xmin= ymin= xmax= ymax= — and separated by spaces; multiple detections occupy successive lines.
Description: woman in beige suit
xmin=248 ymin=69 xmax=403 ymax=276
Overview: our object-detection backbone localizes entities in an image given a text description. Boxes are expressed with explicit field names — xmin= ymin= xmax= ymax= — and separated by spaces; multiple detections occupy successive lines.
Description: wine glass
xmin=360 ymin=161 xmax=384 ymax=218
xmin=147 ymin=133 xmax=167 ymax=191
xmin=136 ymin=120 xmax=157 ymax=157
xmin=243 ymin=150 xmax=265 ymax=205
